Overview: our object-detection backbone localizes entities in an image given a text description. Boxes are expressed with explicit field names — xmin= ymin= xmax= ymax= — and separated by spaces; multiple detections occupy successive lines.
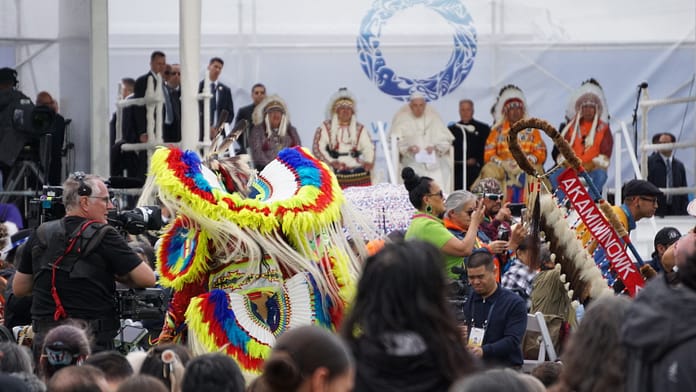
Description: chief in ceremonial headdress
xmin=552 ymin=78 xmax=613 ymax=192
xmin=312 ymin=88 xmax=375 ymax=189
xmin=248 ymin=94 xmax=301 ymax=170
xmin=477 ymin=85 xmax=546 ymax=203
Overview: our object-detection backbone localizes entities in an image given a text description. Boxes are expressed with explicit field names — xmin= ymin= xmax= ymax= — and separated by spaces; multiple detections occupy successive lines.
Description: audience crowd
xmin=0 ymin=220 xmax=694 ymax=391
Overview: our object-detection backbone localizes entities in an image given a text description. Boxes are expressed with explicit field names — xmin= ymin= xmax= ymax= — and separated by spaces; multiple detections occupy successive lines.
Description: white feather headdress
xmin=564 ymin=78 xmax=609 ymax=123
xmin=252 ymin=94 xmax=290 ymax=126
xmin=324 ymin=87 xmax=357 ymax=120
xmin=493 ymin=84 xmax=527 ymax=128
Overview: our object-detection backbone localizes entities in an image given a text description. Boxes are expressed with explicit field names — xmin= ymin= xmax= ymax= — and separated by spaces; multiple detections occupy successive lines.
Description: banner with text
xmin=558 ymin=168 xmax=644 ymax=296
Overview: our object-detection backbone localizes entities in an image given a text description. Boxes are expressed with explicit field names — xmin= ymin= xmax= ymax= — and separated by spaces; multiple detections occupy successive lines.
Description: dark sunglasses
xmin=639 ymin=196 xmax=658 ymax=204
xmin=427 ymin=190 xmax=444 ymax=198
xmin=481 ymin=193 xmax=503 ymax=201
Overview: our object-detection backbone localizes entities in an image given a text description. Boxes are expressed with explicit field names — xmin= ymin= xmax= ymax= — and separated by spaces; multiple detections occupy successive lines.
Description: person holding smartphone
xmin=470 ymin=178 xmax=527 ymax=276
xmin=401 ymin=167 xmax=485 ymax=282
xmin=471 ymin=178 xmax=513 ymax=242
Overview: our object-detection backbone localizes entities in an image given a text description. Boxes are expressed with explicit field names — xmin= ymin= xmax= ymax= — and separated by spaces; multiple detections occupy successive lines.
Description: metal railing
xmin=610 ymin=90 xmax=696 ymax=205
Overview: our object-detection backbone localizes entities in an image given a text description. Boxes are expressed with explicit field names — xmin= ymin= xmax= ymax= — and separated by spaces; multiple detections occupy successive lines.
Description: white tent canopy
xmin=1 ymin=0 xmax=695 ymax=191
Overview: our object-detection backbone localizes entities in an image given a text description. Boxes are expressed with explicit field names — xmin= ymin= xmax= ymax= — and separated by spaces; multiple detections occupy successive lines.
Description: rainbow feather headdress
xmin=142 ymin=146 xmax=367 ymax=296
xmin=140 ymin=146 xmax=379 ymax=373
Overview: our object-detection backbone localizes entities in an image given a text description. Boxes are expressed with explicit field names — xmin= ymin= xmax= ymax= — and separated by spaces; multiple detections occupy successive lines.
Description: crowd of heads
xmin=0 ymin=334 xmax=251 ymax=392
xmin=0 ymin=220 xmax=695 ymax=392
xmin=393 ymin=121 xmax=696 ymax=390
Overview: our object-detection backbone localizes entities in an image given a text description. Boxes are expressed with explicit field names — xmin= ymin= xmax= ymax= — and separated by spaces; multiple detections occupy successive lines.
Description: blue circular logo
xmin=357 ymin=0 xmax=477 ymax=102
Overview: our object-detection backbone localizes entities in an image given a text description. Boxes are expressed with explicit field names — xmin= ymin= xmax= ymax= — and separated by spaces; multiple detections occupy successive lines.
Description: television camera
xmin=34 ymin=185 xmax=163 ymax=236
xmin=0 ymin=67 xmax=58 ymax=178
xmin=107 ymin=205 xmax=163 ymax=236
xmin=0 ymin=67 xmax=55 ymax=136
xmin=114 ymin=287 xmax=170 ymax=353
xmin=115 ymin=287 xmax=169 ymax=321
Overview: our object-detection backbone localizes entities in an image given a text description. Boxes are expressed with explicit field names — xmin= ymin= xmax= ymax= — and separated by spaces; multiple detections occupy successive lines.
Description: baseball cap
xmin=471 ymin=178 xmax=502 ymax=195
xmin=622 ymin=179 xmax=663 ymax=198
xmin=654 ymin=226 xmax=681 ymax=249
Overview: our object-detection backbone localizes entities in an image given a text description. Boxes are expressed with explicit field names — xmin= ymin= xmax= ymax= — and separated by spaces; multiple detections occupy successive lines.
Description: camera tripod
xmin=0 ymin=134 xmax=53 ymax=226
xmin=0 ymin=159 xmax=45 ymax=203
xmin=0 ymin=159 xmax=45 ymax=226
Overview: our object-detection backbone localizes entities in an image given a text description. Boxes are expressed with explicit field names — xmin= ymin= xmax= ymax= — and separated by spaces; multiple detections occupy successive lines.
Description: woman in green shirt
xmin=402 ymin=167 xmax=484 ymax=279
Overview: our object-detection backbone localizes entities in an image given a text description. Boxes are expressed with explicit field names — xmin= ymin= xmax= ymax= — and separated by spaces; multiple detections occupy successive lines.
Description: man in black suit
xmin=198 ymin=57 xmax=234 ymax=142
xmin=647 ymin=132 xmax=689 ymax=216
xmin=162 ymin=63 xmax=181 ymax=143
xmin=133 ymin=51 xmax=166 ymax=144
xmin=35 ymin=91 xmax=66 ymax=186
xmin=110 ymin=77 xmax=135 ymax=176
xmin=233 ymin=83 xmax=266 ymax=154
xmin=118 ymin=92 xmax=147 ymax=181
xmin=127 ymin=51 xmax=165 ymax=180
xmin=448 ymin=99 xmax=491 ymax=190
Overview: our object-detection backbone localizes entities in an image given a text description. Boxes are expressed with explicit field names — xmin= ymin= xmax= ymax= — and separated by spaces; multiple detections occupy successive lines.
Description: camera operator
xmin=12 ymin=172 xmax=156 ymax=353
xmin=35 ymin=91 xmax=66 ymax=186
xmin=0 ymin=67 xmax=34 ymax=189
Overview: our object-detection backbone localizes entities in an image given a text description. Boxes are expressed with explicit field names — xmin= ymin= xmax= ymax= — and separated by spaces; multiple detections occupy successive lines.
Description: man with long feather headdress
xmin=312 ymin=88 xmax=375 ymax=189
xmin=248 ymin=95 xmax=301 ymax=170
xmin=551 ymin=78 xmax=613 ymax=192
xmin=477 ymin=85 xmax=546 ymax=203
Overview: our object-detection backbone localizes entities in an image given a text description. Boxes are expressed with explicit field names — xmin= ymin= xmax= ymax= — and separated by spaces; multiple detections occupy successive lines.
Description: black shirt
xmin=17 ymin=216 xmax=143 ymax=321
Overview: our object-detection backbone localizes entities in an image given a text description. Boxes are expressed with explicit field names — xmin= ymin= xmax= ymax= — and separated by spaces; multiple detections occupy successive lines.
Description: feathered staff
xmin=508 ymin=118 xmax=644 ymax=298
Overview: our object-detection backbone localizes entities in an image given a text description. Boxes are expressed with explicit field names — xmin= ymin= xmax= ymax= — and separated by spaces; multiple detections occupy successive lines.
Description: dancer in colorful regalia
xmin=139 ymin=134 xmax=376 ymax=375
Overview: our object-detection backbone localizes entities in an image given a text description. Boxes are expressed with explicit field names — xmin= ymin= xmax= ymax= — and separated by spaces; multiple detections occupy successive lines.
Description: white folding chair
xmin=522 ymin=311 xmax=558 ymax=373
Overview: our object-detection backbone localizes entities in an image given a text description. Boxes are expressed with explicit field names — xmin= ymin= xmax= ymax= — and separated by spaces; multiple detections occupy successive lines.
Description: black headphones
xmin=72 ymin=171 xmax=92 ymax=196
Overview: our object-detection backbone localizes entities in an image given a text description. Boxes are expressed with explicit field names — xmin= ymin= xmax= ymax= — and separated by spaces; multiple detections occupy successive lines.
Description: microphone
xmin=107 ymin=176 xmax=145 ymax=189
xmin=638 ymin=82 xmax=648 ymax=89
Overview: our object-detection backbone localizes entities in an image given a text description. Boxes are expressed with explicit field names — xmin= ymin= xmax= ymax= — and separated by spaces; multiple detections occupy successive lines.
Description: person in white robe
xmin=389 ymin=93 xmax=454 ymax=193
